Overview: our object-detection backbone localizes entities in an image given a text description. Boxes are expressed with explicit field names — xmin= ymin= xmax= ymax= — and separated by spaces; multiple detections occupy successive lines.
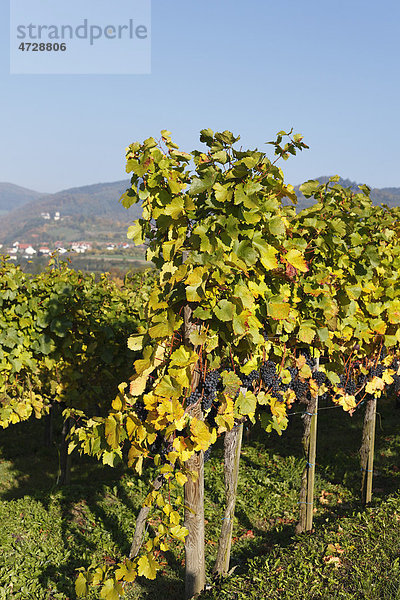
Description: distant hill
xmin=294 ymin=176 xmax=400 ymax=211
xmin=0 ymin=180 xmax=141 ymax=245
xmin=0 ymin=175 xmax=399 ymax=246
xmin=0 ymin=183 xmax=47 ymax=213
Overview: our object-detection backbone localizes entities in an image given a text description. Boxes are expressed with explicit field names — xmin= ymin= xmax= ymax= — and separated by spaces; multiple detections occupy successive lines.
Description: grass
xmin=0 ymin=396 xmax=400 ymax=599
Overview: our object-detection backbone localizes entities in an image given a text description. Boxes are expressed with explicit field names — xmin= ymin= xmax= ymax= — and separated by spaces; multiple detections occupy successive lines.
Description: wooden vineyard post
xmin=296 ymin=358 xmax=319 ymax=534
xmin=44 ymin=403 xmax=54 ymax=447
xmin=59 ymin=415 xmax=73 ymax=486
xmin=305 ymin=390 xmax=318 ymax=531
xmin=129 ymin=475 xmax=164 ymax=559
xmin=360 ymin=396 xmax=377 ymax=505
xmin=183 ymin=301 xmax=205 ymax=599
xmin=213 ymin=419 xmax=244 ymax=577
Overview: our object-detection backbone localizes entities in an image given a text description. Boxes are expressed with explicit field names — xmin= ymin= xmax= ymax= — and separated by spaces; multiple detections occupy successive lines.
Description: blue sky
xmin=1 ymin=0 xmax=399 ymax=194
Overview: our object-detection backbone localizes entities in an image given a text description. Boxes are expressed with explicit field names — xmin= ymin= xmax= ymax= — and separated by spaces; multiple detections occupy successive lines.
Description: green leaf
xmin=221 ymin=370 xmax=242 ymax=398
xmin=317 ymin=327 xmax=329 ymax=343
xmin=299 ymin=179 xmax=320 ymax=197
xmin=236 ymin=241 xmax=258 ymax=266
xmin=189 ymin=330 xmax=207 ymax=346
xmin=268 ymin=216 xmax=286 ymax=236
xmin=214 ymin=130 xmax=238 ymax=145
xmin=214 ymin=300 xmax=235 ymax=322
xmin=212 ymin=150 xmax=228 ymax=163
xmin=102 ymin=450 xmax=121 ymax=467
xmin=50 ymin=318 xmax=72 ymax=337
xmin=37 ymin=334 xmax=55 ymax=355
xmin=252 ymin=237 xmax=279 ymax=270
xmin=154 ymin=375 xmax=182 ymax=398
xmin=199 ymin=128 xmax=214 ymax=146
xmin=298 ymin=323 xmax=315 ymax=344
xmin=235 ymin=390 xmax=257 ymax=417
xmin=193 ymin=306 xmax=212 ymax=320
xmin=213 ymin=182 xmax=231 ymax=203
xmin=127 ymin=221 xmax=144 ymax=245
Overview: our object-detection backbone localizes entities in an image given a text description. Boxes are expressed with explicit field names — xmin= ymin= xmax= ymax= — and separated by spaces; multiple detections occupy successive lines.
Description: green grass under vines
xmin=0 ymin=395 xmax=400 ymax=599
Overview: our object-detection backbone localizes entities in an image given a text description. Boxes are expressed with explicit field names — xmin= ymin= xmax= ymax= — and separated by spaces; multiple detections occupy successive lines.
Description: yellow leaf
xmin=267 ymin=301 xmax=290 ymax=320
xmin=298 ymin=324 xmax=315 ymax=344
xmin=190 ymin=418 xmax=213 ymax=450
xmin=75 ymin=573 xmax=88 ymax=597
xmin=130 ymin=369 xmax=152 ymax=396
xmin=173 ymin=436 xmax=187 ymax=453
xmin=170 ymin=524 xmax=189 ymax=542
xmin=285 ymin=248 xmax=308 ymax=272
xmin=382 ymin=369 xmax=394 ymax=385
xmin=299 ymin=364 xmax=312 ymax=379
xmin=160 ymin=541 xmax=169 ymax=551
xmin=100 ymin=578 xmax=124 ymax=600
xmin=135 ymin=455 xmax=144 ymax=475
xmin=111 ymin=394 xmax=123 ymax=411
xmin=115 ymin=560 xmax=137 ymax=583
xmin=127 ymin=334 xmax=144 ymax=351
xmin=365 ymin=377 xmax=385 ymax=395
xmin=333 ymin=391 xmax=356 ymax=412
xmin=169 ymin=510 xmax=181 ymax=525
xmin=269 ymin=397 xmax=287 ymax=423
xmin=137 ymin=553 xmax=159 ymax=580
xmin=175 ymin=471 xmax=188 ymax=486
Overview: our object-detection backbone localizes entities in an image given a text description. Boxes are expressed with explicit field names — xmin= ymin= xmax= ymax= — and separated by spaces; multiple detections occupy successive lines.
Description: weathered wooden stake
xmin=129 ymin=474 xmax=164 ymax=559
xmin=183 ymin=301 xmax=205 ymax=599
xmin=44 ymin=403 xmax=54 ymax=447
xmin=213 ymin=422 xmax=243 ymax=577
xmin=184 ymin=443 xmax=205 ymax=599
xmin=59 ymin=416 xmax=73 ymax=486
xmin=360 ymin=396 xmax=377 ymax=505
xmin=296 ymin=357 xmax=319 ymax=534
xmin=305 ymin=392 xmax=318 ymax=531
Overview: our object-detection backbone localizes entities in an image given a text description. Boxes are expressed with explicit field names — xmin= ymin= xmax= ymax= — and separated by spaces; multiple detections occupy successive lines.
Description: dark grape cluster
xmin=339 ymin=374 xmax=356 ymax=395
xmin=240 ymin=369 xmax=260 ymax=390
xmin=259 ymin=361 xmax=287 ymax=402
xmin=260 ymin=361 xmax=277 ymax=387
xmin=391 ymin=359 xmax=400 ymax=408
xmin=370 ymin=363 xmax=384 ymax=378
xmin=299 ymin=348 xmax=317 ymax=369
xmin=134 ymin=400 xmax=148 ymax=422
xmin=357 ymin=371 xmax=368 ymax=389
xmin=290 ymin=378 xmax=308 ymax=402
xmin=312 ymin=370 xmax=327 ymax=386
xmin=149 ymin=434 xmax=170 ymax=461
xmin=204 ymin=446 xmax=212 ymax=463
xmin=311 ymin=370 xmax=328 ymax=400
xmin=202 ymin=370 xmax=221 ymax=411
xmin=205 ymin=404 xmax=218 ymax=428
xmin=187 ymin=388 xmax=202 ymax=406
